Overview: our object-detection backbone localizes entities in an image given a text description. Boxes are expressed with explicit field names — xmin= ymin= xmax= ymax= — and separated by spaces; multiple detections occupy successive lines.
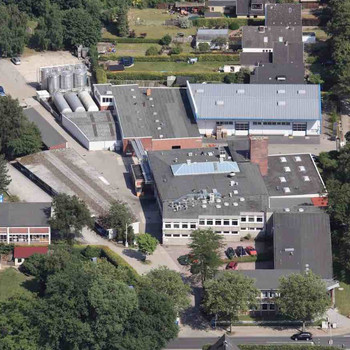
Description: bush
xmin=82 ymin=245 xmax=102 ymax=259
xmin=178 ymin=17 xmax=193 ymax=29
xmin=193 ymin=17 xmax=263 ymax=28
xmin=229 ymin=22 xmax=240 ymax=30
xmin=198 ymin=42 xmax=210 ymax=52
xmin=170 ymin=46 xmax=183 ymax=55
xmin=0 ymin=243 xmax=14 ymax=255
xmin=145 ymin=46 xmax=160 ymax=56
xmin=96 ymin=68 xmax=107 ymax=84
xmin=160 ymin=34 xmax=172 ymax=46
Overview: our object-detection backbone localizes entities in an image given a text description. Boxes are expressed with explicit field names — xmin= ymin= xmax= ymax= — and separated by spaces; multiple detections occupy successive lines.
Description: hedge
xmin=0 ymin=243 xmax=15 ymax=254
xmin=240 ymin=346 xmax=334 ymax=350
xmin=193 ymin=17 xmax=264 ymax=28
xmin=100 ymin=53 xmax=239 ymax=63
xmin=102 ymin=37 xmax=161 ymax=44
xmin=96 ymin=68 xmax=107 ymax=84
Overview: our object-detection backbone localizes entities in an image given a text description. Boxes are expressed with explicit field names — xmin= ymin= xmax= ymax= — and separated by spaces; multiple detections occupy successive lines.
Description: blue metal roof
xmin=171 ymin=161 xmax=240 ymax=176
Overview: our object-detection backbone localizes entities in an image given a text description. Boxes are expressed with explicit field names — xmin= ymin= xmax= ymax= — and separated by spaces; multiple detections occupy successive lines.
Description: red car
xmin=245 ymin=246 xmax=257 ymax=256
xmin=226 ymin=261 xmax=238 ymax=270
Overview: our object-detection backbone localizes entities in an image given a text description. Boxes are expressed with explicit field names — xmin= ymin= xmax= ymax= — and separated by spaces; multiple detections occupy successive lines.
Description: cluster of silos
xmin=52 ymin=91 xmax=98 ymax=115
xmin=40 ymin=64 xmax=88 ymax=94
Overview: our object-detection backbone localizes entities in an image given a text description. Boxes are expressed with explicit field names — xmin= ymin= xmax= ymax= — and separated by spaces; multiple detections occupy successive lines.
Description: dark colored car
xmin=225 ymin=247 xmax=236 ymax=259
xmin=245 ymin=246 xmax=257 ymax=256
xmin=236 ymin=246 xmax=247 ymax=257
xmin=0 ymin=86 xmax=5 ymax=97
xmin=177 ymin=254 xmax=189 ymax=265
xmin=291 ymin=332 xmax=312 ymax=341
xmin=226 ymin=261 xmax=238 ymax=270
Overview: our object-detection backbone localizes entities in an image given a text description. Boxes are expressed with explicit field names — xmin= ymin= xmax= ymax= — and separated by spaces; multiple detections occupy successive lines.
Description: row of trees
xmin=188 ymin=229 xmax=330 ymax=332
xmin=0 ymin=246 xmax=191 ymax=349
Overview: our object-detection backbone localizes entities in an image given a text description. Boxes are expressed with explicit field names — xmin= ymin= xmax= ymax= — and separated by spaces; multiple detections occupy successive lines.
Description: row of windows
xmin=241 ymin=216 xmax=264 ymax=223
xmin=253 ymin=122 xmax=291 ymax=126
xmin=102 ymin=97 xmax=113 ymax=103
xmin=216 ymin=121 xmax=234 ymax=126
xmin=164 ymin=222 xmax=197 ymax=230
xmin=241 ymin=227 xmax=264 ymax=231
xmin=164 ymin=230 xmax=239 ymax=238
xmin=261 ymin=291 xmax=278 ymax=298
xmin=199 ymin=219 xmax=239 ymax=226
xmin=261 ymin=304 xmax=275 ymax=311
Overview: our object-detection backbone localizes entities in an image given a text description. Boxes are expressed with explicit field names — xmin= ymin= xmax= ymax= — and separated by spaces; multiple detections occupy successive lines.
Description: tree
xmin=160 ymin=34 xmax=172 ymax=46
xmin=0 ymin=4 xmax=28 ymax=57
xmin=136 ymin=233 xmax=158 ymax=258
xmin=198 ymin=42 xmax=210 ymax=52
xmin=0 ymin=155 xmax=10 ymax=193
xmin=345 ymin=131 xmax=350 ymax=143
xmin=143 ymin=266 xmax=191 ymax=313
xmin=203 ymin=271 xmax=259 ymax=333
xmin=145 ymin=46 xmax=159 ymax=56
xmin=276 ymin=272 xmax=329 ymax=331
xmin=98 ymin=200 xmax=135 ymax=244
xmin=115 ymin=6 xmax=129 ymax=37
xmin=308 ymin=72 xmax=324 ymax=85
xmin=188 ymin=229 xmax=224 ymax=285
xmin=211 ymin=36 xmax=227 ymax=50
xmin=178 ymin=16 xmax=192 ymax=29
xmin=49 ymin=193 xmax=93 ymax=241
xmin=63 ymin=8 xmax=101 ymax=48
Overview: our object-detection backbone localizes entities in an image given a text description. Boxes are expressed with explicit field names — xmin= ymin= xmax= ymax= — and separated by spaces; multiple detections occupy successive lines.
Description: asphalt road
xmin=167 ymin=335 xmax=350 ymax=349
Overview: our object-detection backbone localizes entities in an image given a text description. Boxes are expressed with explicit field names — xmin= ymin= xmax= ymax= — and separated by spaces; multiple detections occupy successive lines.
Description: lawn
xmin=127 ymin=61 xmax=237 ymax=73
xmin=0 ymin=268 xmax=38 ymax=301
xmin=103 ymin=8 xmax=197 ymax=40
xmin=114 ymin=43 xmax=163 ymax=56
xmin=335 ymin=282 xmax=350 ymax=317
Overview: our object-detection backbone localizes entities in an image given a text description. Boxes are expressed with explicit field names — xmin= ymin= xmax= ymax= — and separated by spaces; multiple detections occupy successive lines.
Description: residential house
xmin=196 ymin=29 xmax=229 ymax=50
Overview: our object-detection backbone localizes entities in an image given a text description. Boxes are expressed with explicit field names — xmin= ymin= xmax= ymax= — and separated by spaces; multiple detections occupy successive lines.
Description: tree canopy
xmin=0 ymin=155 xmax=11 ymax=193
xmin=136 ymin=233 xmax=158 ymax=258
xmin=276 ymin=272 xmax=329 ymax=331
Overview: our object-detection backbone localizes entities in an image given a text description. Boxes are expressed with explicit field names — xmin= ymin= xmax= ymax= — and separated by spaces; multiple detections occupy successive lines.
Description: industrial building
xmin=0 ymin=203 xmax=51 ymax=245
xmin=144 ymin=137 xmax=326 ymax=245
xmin=62 ymin=111 xmax=117 ymax=151
xmin=23 ymin=107 xmax=68 ymax=150
xmin=186 ymin=82 xmax=321 ymax=137
xmin=93 ymin=84 xmax=202 ymax=153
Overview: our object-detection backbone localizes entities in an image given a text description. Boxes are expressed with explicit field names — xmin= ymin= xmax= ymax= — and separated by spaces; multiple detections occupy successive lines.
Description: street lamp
xmin=125 ymin=223 xmax=132 ymax=248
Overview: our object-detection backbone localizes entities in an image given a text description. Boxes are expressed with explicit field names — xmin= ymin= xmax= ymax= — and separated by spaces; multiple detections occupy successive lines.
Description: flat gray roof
xmin=263 ymin=153 xmax=325 ymax=197
xmin=24 ymin=107 xmax=67 ymax=148
xmin=0 ymin=202 xmax=51 ymax=227
xmin=148 ymin=147 xmax=269 ymax=219
xmin=265 ymin=3 xmax=302 ymax=26
xmin=273 ymin=212 xmax=333 ymax=279
xmin=96 ymin=84 xmax=200 ymax=140
xmin=197 ymin=29 xmax=229 ymax=41
xmin=188 ymin=83 xmax=321 ymax=121
xmin=63 ymin=111 xmax=116 ymax=142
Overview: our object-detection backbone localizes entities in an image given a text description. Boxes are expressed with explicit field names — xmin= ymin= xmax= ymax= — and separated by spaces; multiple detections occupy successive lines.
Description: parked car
xmin=236 ymin=246 xmax=247 ymax=257
xmin=178 ymin=254 xmax=190 ymax=265
xmin=245 ymin=246 xmax=257 ymax=256
xmin=226 ymin=261 xmax=238 ymax=270
xmin=291 ymin=332 xmax=313 ymax=341
xmin=11 ymin=57 xmax=21 ymax=65
xmin=225 ymin=247 xmax=236 ymax=259
xmin=0 ymin=86 xmax=5 ymax=97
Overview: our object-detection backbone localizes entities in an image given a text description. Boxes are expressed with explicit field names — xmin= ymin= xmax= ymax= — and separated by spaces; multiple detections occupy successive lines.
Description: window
xmin=190 ymin=223 xmax=196 ymax=229
xmin=231 ymin=231 xmax=239 ymax=235
xmin=270 ymin=304 xmax=275 ymax=310
xmin=241 ymin=227 xmax=247 ymax=231
xmin=241 ymin=217 xmax=247 ymax=222
xmin=235 ymin=122 xmax=249 ymax=131
xmin=199 ymin=220 xmax=205 ymax=225
xmin=173 ymin=223 xmax=180 ymax=229
xmin=165 ymin=223 xmax=171 ymax=229
xmin=270 ymin=292 xmax=276 ymax=298
xmin=223 ymin=231 xmax=230 ymax=234
xmin=223 ymin=220 xmax=230 ymax=226
xmin=164 ymin=234 xmax=172 ymax=237
xmin=206 ymin=220 xmax=213 ymax=225
xmin=262 ymin=291 xmax=268 ymax=298
xmin=172 ymin=145 xmax=181 ymax=149
xmin=215 ymin=231 xmax=222 ymax=234
xmin=248 ymin=217 xmax=254 ymax=222
xmin=173 ymin=234 xmax=180 ymax=237
xmin=293 ymin=123 xmax=307 ymax=131
xmin=215 ymin=220 xmax=222 ymax=226
xmin=262 ymin=304 xmax=268 ymax=310
xmin=232 ymin=220 xmax=238 ymax=226
xmin=182 ymin=234 xmax=189 ymax=237
xmin=253 ymin=122 xmax=262 ymax=125
xmin=182 ymin=223 xmax=188 ymax=229
xmin=102 ymin=97 xmax=113 ymax=103
xmin=248 ymin=227 xmax=255 ymax=231
xmin=257 ymin=217 xmax=263 ymax=222
xmin=279 ymin=36 xmax=283 ymax=42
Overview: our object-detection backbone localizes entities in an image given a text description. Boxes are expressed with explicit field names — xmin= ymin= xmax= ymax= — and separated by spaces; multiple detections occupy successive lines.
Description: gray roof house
xmin=265 ymin=3 xmax=302 ymax=26
xmin=196 ymin=29 xmax=229 ymax=49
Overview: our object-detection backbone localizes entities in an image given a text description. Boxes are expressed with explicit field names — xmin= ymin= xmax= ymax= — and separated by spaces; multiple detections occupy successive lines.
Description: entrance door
xmin=235 ymin=122 xmax=249 ymax=136
xmin=292 ymin=122 xmax=307 ymax=136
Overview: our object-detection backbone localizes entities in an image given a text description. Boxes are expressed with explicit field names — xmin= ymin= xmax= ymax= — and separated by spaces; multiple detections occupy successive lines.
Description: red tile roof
xmin=14 ymin=246 xmax=48 ymax=259
xmin=311 ymin=197 xmax=328 ymax=207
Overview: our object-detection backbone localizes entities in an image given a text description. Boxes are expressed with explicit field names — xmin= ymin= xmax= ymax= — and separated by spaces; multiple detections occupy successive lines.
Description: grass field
xmin=114 ymin=43 xmax=163 ymax=56
xmin=103 ymin=9 xmax=197 ymax=40
xmin=127 ymin=61 xmax=236 ymax=73
xmin=335 ymin=282 xmax=350 ymax=317
xmin=0 ymin=268 xmax=38 ymax=301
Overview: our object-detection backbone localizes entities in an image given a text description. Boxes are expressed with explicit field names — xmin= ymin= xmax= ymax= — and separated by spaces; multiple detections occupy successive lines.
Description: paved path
xmin=6 ymin=163 xmax=52 ymax=202
xmin=81 ymin=227 xmax=180 ymax=275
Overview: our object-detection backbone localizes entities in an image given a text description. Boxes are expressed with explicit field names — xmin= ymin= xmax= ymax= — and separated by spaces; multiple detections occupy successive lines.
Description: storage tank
xmin=78 ymin=91 xmax=99 ymax=112
xmin=53 ymin=92 xmax=72 ymax=114
xmin=74 ymin=68 xmax=87 ymax=89
xmin=60 ymin=70 xmax=73 ymax=91
xmin=64 ymin=92 xmax=85 ymax=112
xmin=40 ymin=67 xmax=51 ymax=90
xmin=48 ymin=73 xmax=60 ymax=94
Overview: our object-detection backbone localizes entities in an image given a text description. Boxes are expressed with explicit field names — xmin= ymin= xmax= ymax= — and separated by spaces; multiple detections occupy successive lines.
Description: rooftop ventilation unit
xmin=239 ymin=197 xmax=245 ymax=202
xmin=233 ymin=190 xmax=239 ymax=195
xmin=216 ymin=198 xmax=222 ymax=203
xmin=131 ymin=88 xmax=134 ymax=91
xmin=277 ymin=89 xmax=286 ymax=94
xmin=228 ymin=172 xmax=236 ymax=177
xmin=202 ymin=204 xmax=207 ymax=208
xmin=230 ymin=181 xmax=235 ymax=186
xmin=106 ymin=91 xmax=112 ymax=95
xmin=279 ymin=177 xmax=286 ymax=183
xmin=298 ymin=90 xmax=306 ymax=94
xmin=159 ymin=135 xmax=163 ymax=138
xmin=224 ymin=202 xmax=229 ymax=207
xmin=280 ymin=157 xmax=287 ymax=163
xmin=298 ymin=166 xmax=306 ymax=172
xmin=155 ymin=119 xmax=159 ymax=122
xmin=149 ymin=97 xmax=153 ymax=101
xmin=283 ymin=187 xmax=291 ymax=193
xmin=276 ymin=76 xmax=286 ymax=81
xmin=294 ymin=156 xmax=302 ymax=162
xmin=132 ymin=95 xmax=136 ymax=99
xmin=153 ymin=112 xmax=157 ymax=116
xmin=188 ymin=152 xmax=193 ymax=157
xmin=236 ymin=89 xmax=245 ymax=94
xmin=284 ymin=166 xmax=291 ymax=172
xmin=298 ymin=208 xmax=305 ymax=212
xmin=277 ymin=101 xmax=286 ymax=106
xmin=208 ymin=152 xmax=214 ymax=156
xmin=233 ymin=202 xmax=238 ymax=206
xmin=303 ymin=176 xmax=310 ymax=182
xmin=216 ymin=100 xmax=224 ymax=106
xmin=216 ymin=204 xmax=222 ymax=209
xmin=284 ymin=248 xmax=294 ymax=252
xmin=157 ymin=127 xmax=161 ymax=130
xmin=284 ymin=208 xmax=290 ymax=212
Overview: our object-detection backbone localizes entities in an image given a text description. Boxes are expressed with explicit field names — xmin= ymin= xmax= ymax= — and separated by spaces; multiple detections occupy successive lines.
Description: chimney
xmin=146 ymin=88 xmax=151 ymax=96
xmin=250 ymin=136 xmax=268 ymax=176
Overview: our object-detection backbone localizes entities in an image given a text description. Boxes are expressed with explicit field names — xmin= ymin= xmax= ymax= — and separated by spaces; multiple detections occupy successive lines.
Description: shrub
xmin=96 ymin=68 xmax=107 ymax=84
xmin=0 ymin=243 xmax=14 ymax=255
xmin=179 ymin=17 xmax=193 ymax=29
xmin=82 ymin=245 xmax=102 ymax=259
xmin=198 ymin=42 xmax=210 ymax=52
xmin=170 ymin=46 xmax=183 ymax=55
xmin=145 ymin=46 xmax=160 ymax=56
xmin=160 ymin=34 xmax=172 ymax=46
xmin=229 ymin=22 xmax=240 ymax=30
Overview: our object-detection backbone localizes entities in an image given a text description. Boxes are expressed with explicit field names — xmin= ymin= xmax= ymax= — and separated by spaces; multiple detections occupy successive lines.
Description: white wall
xmin=307 ymin=120 xmax=321 ymax=135
xmin=89 ymin=140 xmax=117 ymax=151
xmin=250 ymin=123 xmax=292 ymax=136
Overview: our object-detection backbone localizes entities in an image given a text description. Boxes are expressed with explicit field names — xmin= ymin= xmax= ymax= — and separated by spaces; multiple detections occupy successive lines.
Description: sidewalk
xmin=80 ymin=227 xmax=180 ymax=274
